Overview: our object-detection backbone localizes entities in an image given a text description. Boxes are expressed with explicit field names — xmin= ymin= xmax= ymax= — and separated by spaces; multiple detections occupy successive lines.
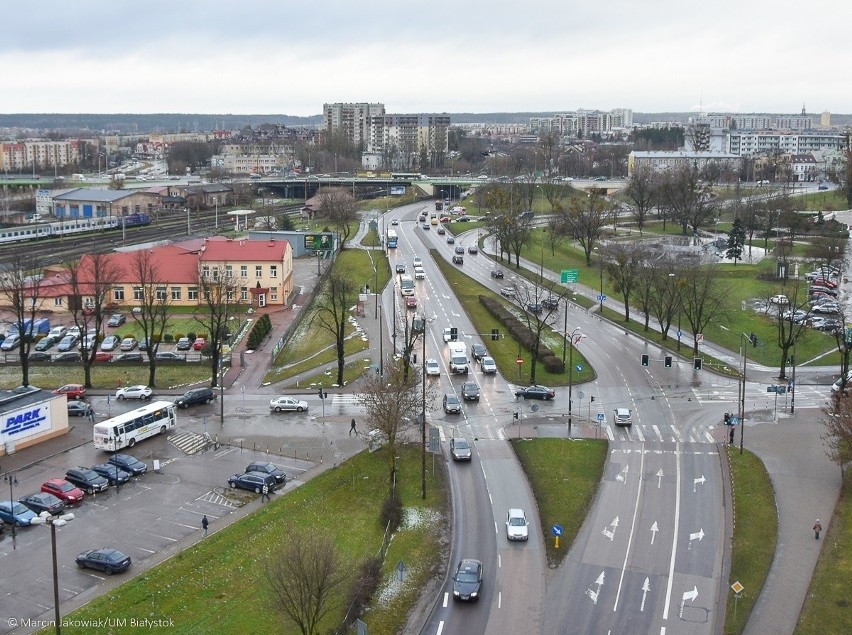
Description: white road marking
xmin=662 ymin=442 xmax=683 ymax=621
xmin=612 ymin=448 xmax=645 ymax=611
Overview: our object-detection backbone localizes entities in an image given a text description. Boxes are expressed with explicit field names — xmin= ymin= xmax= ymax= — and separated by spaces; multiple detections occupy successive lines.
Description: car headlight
xmin=470 ymin=592 xmax=478 ymax=598
xmin=453 ymin=590 xmax=460 ymax=597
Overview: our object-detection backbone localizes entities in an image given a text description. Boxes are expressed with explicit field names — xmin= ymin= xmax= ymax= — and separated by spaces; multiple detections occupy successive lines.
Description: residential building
xmin=628 ymin=150 xmax=743 ymax=176
xmin=365 ymin=114 xmax=450 ymax=169
xmin=726 ymin=131 xmax=845 ymax=157
xmin=0 ymin=139 xmax=88 ymax=172
xmin=323 ymin=102 xmax=385 ymax=148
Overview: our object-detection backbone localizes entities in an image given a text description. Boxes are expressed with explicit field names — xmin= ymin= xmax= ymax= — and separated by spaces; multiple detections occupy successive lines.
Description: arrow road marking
xmin=688 ymin=528 xmax=705 ymax=550
xmin=679 ymin=586 xmax=699 ymax=617
xmin=602 ymin=516 xmax=619 ymax=541
xmin=656 ymin=468 xmax=664 ymax=488
xmin=693 ymin=475 xmax=706 ymax=492
xmin=616 ymin=464 xmax=629 ymax=483
xmin=640 ymin=577 xmax=651 ymax=612
xmin=650 ymin=521 xmax=659 ymax=545
xmin=586 ymin=571 xmax=605 ymax=605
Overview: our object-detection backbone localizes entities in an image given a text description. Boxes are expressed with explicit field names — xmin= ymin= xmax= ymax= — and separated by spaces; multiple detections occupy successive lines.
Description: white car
xmin=769 ymin=294 xmax=789 ymax=305
xmin=48 ymin=326 xmax=68 ymax=340
xmin=506 ymin=508 xmax=529 ymax=541
xmin=480 ymin=357 xmax=497 ymax=374
xmin=116 ymin=385 xmax=153 ymax=400
xmin=425 ymin=359 xmax=441 ymax=377
xmin=413 ymin=256 xmax=423 ymax=267
xmin=269 ymin=396 xmax=309 ymax=413
xmin=414 ymin=266 xmax=426 ymax=280
xmin=443 ymin=328 xmax=454 ymax=342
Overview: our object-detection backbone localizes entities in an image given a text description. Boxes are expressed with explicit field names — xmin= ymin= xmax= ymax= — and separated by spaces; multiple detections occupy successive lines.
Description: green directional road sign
xmin=561 ymin=269 xmax=579 ymax=284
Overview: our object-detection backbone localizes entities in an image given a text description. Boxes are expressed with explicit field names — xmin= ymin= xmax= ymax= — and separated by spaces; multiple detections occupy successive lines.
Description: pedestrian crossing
xmin=597 ymin=422 xmax=717 ymax=444
xmin=691 ymin=384 xmax=832 ymax=409
xmin=169 ymin=429 xmax=214 ymax=455
xmin=332 ymin=393 xmax=361 ymax=405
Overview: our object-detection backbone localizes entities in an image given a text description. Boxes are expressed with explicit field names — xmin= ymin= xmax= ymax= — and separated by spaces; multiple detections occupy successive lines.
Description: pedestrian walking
xmin=87 ymin=406 xmax=95 ymax=422
xmin=813 ymin=518 xmax=822 ymax=540
xmin=201 ymin=515 xmax=209 ymax=537
xmin=729 ymin=427 xmax=735 ymax=445
xmin=262 ymin=484 xmax=270 ymax=502
xmin=350 ymin=418 xmax=357 ymax=436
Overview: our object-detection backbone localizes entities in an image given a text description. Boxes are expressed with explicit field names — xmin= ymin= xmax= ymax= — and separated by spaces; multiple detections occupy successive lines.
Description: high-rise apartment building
xmin=323 ymin=102 xmax=385 ymax=148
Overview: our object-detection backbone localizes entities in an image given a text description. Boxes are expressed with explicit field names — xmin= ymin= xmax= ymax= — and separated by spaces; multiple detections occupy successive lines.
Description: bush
xmin=479 ymin=295 xmax=563 ymax=364
xmin=380 ymin=495 xmax=403 ymax=533
xmin=343 ymin=556 xmax=383 ymax=626
xmin=163 ymin=333 xmax=174 ymax=343
xmin=247 ymin=314 xmax=273 ymax=350
xmin=187 ymin=331 xmax=197 ymax=341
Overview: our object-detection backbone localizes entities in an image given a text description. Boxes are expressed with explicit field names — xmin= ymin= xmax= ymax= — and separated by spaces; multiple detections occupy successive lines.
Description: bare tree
xmin=624 ymin=166 xmax=656 ymax=235
xmin=195 ymin=264 xmax=245 ymax=388
xmin=540 ymin=181 xmax=567 ymax=216
xmin=560 ymin=188 xmax=611 ymax=265
xmin=65 ymin=252 xmax=124 ymax=388
xmin=318 ymin=190 xmax=359 ymax=247
xmin=647 ymin=257 xmax=682 ymax=341
xmin=829 ymin=305 xmax=852 ymax=394
xmin=773 ymin=281 xmax=810 ymax=380
xmin=129 ymin=249 xmax=172 ymax=387
xmin=545 ymin=215 xmax=567 ymax=256
xmin=822 ymin=394 xmax=852 ymax=474
xmin=314 ymin=270 xmax=357 ymax=386
xmin=264 ymin=531 xmax=348 ymax=635
xmin=538 ymin=131 xmax=563 ymax=179
xmin=658 ymin=165 xmax=716 ymax=235
xmin=679 ymin=264 xmax=732 ymax=355
xmin=605 ymin=242 xmax=644 ymax=322
xmin=507 ymin=277 xmax=561 ymax=384
xmin=0 ymin=253 xmax=45 ymax=386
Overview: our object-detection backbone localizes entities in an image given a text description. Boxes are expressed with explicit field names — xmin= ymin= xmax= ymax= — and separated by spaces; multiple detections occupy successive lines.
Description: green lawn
xmin=511 ymin=438 xmax=608 ymax=565
xmin=44 ymin=445 xmax=447 ymax=635
xmin=0 ymin=362 xmax=215 ymax=391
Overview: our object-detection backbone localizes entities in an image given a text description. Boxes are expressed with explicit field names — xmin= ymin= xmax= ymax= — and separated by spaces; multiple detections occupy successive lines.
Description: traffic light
xmin=513 ymin=411 xmax=519 ymax=420
xmin=641 ymin=354 xmax=650 ymax=367
xmin=590 ymin=396 xmax=595 ymax=403
xmin=491 ymin=328 xmax=500 ymax=341
xmin=693 ymin=358 xmax=702 ymax=371
xmin=318 ymin=387 xmax=326 ymax=399
xmin=664 ymin=355 xmax=673 ymax=368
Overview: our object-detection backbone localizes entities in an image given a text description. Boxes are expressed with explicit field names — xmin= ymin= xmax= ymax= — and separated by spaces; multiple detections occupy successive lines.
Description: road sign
xmin=516 ymin=356 xmax=524 ymax=365
xmin=597 ymin=412 xmax=606 ymax=422
xmin=676 ymin=330 xmax=683 ymax=338
xmin=575 ymin=364 xmax=583 ymax=373
xmin=597 ymin=294 xmax=607 ymax=302
xmin=696 ymin=333 xmax=704 ymax=343
xmin=552 ymin=524 xmax=563 ymax=536
xmin=561 ymin=269 xmax=579 ymax=284
xmin=731 ymin=581 xmax=744 ymax=594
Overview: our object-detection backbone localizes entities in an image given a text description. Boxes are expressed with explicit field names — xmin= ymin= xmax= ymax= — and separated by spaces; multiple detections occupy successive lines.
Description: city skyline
xmin=2 ymin=1 xmax=849 ymax=116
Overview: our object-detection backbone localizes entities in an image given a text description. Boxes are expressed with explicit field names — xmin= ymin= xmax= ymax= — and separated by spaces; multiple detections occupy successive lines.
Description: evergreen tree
xmin=726 ymin=217 xmax=746 ymax=265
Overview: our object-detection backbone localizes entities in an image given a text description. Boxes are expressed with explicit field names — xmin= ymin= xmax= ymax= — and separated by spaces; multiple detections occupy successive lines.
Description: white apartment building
xmin=323 ymin=102 xmax=385 ymax=148
xmin=726 ymin=131 xmax=844 ymax=157
xmin=0 ymin=139 xmax=86 ymax=172
xmin=628 ymin=150 xmax=743 ymax=176
xmin=529 ymin=108 xmax=632 ymax=136
xmin=364 ymin=114 xmax=451 ymax=169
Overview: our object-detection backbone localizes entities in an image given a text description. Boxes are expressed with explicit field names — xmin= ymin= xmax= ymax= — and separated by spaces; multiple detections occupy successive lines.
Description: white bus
xmin=399 ymin=274 xmax=415 ymax=297
xmin=93 ymin=400 xmax=178 ymax=451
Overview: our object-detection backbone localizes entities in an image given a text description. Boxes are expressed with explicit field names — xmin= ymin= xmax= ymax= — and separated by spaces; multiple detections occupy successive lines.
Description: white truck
xmin=448 ymin=342 xmax=469 ymax=374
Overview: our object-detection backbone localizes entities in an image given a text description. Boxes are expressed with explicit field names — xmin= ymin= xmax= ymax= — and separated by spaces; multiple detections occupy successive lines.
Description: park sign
xmin=304 ymin=233 xmax=333 ymax=250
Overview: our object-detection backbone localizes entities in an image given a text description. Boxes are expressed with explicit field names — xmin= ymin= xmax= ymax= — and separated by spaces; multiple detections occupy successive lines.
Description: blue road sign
xmin=676 ymin=330 xmax=683 ymax=338
xmin=575 ymin=364 xmax=583 ymax=373
xmin=552 ymin=524 xmax=564 ymax=536
xmin=597 ymin=294 xmax=607 ymax=302
xmin=597 ymin=412 xmax=606 ymax=421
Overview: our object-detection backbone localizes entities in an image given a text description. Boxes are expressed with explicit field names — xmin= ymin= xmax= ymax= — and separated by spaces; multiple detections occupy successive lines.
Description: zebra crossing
xmin=169 ymin=429 xmax=214 ymax=455
xmin=331 ymin=393 xmax=360 ymax=406
xmin=692 ymin=384 xmax=831 ymax=409
xmin=598 ymin=422 xmax=717 ymax=444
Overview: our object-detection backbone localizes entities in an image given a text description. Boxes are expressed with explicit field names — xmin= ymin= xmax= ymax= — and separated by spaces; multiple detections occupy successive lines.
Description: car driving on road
xmin=115 ymin=385 xmax=153 ymax=400
xmin=515 ymin=385 xmax=556 ymax=400
xmin=506 ymin=508 xmax=529 ymax=541
xmin=450 ymin=437 xmax=472 ymax=461
xmin=452 ymin=559 xmax=483 ymax=601
xmin=425 ymin=359 xmax=441 ymax=376
xmin=269 ymin=396 xmax=309 ymax=412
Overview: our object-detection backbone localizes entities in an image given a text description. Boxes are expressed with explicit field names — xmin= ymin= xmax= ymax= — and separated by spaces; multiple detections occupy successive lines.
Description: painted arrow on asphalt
xmin=602 ymin=516 xmax=619 ymax=541
xmin=679 ymin=586 xmax=699 ymax=617
xmin=640 ymin=577 xmax=651 ymax=612
xmin=693 ymin=475 xmax=706 ymax=492
xmin=650 ymin=521 xmax=659 ymax=545
xmin=586 ymin=571 xmax=605 ymax=605
xmin=656 ymin=468 xmax=664 ymax=488
xmin=616 ymin=464 xmax=629 ymax=483
xmin=688 ymin=528 xmax=705 ymax=549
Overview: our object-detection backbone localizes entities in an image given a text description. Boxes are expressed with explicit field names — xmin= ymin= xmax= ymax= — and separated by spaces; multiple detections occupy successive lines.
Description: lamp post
xmin=411 ymin=314 xmax=428 ymax=499
xmin=3 ymin=469 xmax=18 ymax=548
xmin=567 ymin=328 xmax=583 ymax=437
xmin=739 ymin=332 xmax=748 ymax=454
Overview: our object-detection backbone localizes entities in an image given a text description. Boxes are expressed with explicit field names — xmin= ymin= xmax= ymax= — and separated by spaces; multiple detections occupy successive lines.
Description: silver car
xmin=269 ymin=396 xmax=309 ymax=413
xmin=506 ymin=508 xmax=529 ymax=541
xmin=450 ymin=437 xmax=472 ymax=461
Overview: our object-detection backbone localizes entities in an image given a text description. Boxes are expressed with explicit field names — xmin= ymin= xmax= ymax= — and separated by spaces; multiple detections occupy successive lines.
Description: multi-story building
xmin=627 ymin=150 xmax=743 ymax=176
xmin=691 ymin=111 xmax=813 ymax=131
xmin=0 ymin=139 xmax=88 ymax=172
xmin=726 ymin=131 xmax=844 ymax=157
xmin=323 ymin=103 xmax=385 ymax=149
xmin=365 ymin=114 xmax=451 ymax=169
xmin=528 ymin=109 xmax=631 ymax=136
xmin=212 ymin=142 xmax=295 ymax=174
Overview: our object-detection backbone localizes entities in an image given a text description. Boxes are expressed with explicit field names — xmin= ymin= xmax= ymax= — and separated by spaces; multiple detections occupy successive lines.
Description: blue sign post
xmin=552 ymin=524 xmax=564 ymax=549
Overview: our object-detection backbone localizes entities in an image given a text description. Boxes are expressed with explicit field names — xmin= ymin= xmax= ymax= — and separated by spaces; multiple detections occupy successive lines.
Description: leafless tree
xmin=828 ymin=305 xmax=852 ymax=394
xmin=538 ymin=131 xmax=563 ymax=179
xmin=540 ymin=181 xmax=567 ymax=216
xmin=65 ymin=252 xmax=124 ymax=388
xmin=195 ymin=264 xmax=246 ymax=388
xmin=506 ymin=277 xmax=561 ymax=384
xmin=264 ymin=531 xmax=349 ymax=635
xmin=678 ymin=263 xmax=733 ymax=355
xmin=648 ymin=257 xmax=682 ymax=340
xmin=318 ymin=190 xmax=359 ymax=247
xmin=0 ymin=253 xmax=45 ymax=386
xmin=545 ymin=215 xmax=567 ymax=256
xmin=129 ymin=249 xmax=172 ymax=387
xmin=560 ymin=188 xmax=611 ymax=265
xmin=484 ymin=185 xmax=534 ymax=267
xmin=604 ymin=243 xmax=644 ymax=322
xmin=773 ymin=281 xmax=810 ymax=380
xmin=658 ymin=165 xmax=717 ymax=235
xmin=822 ymin=393 xmax=852 ymax=475
xmin=624 ymin=166 xmax=656 ymax=235
xmin=314 ymin=270 xmax=357 ymax=386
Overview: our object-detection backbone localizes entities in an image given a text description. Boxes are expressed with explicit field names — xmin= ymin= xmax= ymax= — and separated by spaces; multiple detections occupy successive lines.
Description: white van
xmin=414 ymin=266 xmax=426 ymax=280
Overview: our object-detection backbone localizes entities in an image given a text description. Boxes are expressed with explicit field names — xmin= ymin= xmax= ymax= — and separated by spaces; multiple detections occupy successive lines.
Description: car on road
xmin=193 ymin=337 xmax=206 ymax=351
xmin=461 ymin=382 xmax=480 ymax=401
xmin=425 ymin=358 xmax=441 ymax=376
xmin=76 ymin=548 xmax=132 ymax=575
xmin=452 ymin=254 xmax=464 ymax=265
xmin=90 ymin=464 xmax=132 ymax=486
xmin=0 ymin=500 xmax=38 ymax=527
xmin=390 ymin=219 xmax=399 ymax=225
xmin=67 ymin=400 xmax=93 ymax=417
xmin=454 ymin=245 xmax=465 ymax=255
xmin=506 ymin=508 xmax=529 ymax=541
xmin=500 ymin=287 xmax=516 ymax=298
xmin=35 ymin=336 xmax=58 ymax=351
xmin=515 ymin=385 xmax=556 ymax=400
xmin=443 ymin=393 xmax=462 ymax=414
xmin=471 ymin=343 xmax=487 ymax=361
xmin=443 ymin=328 xmax=454 ymax=342
xmin=541 ymin=296 xmax=560 ymax=310
xmin=64 ymin=467 xmax=110 ymax=494
xmin=467 ymin=245 xmax=478 ymax=254
xmin=269 ymin=396 xmax=309 ymax=412
xmin=480 ymin=356 xmax=497 ymax=374
xmin=490 ymin=269 xmax=504 ymax=279
xmin=100 ymin=335 xmax=120 ymax=351
xmin=395 ymin=263 xmax=406 ymax=274
xmin=245 ymin=461 xmax=288 ymax=485
xmin=107 ymin=314 xmax=126 ymax=327
xmin=421 ymin=222 xmax=430 ymax=230
xmin=176 ymin=337 xmax=192 ymax=351
xmin=414 ymin=266 xmax=426 ymax=280
xmin=54 ymin=352 xmax=82 ymax=363
xmin=452 ymin=559 xmax=483 ymax=601
xmin=413 ymin=256 xmax=422 ymax=267
xmin=446 ymin=235 xmax=455 ymax=244
xmin=18 ymin=492 xmax=66 ymax=516
xmin=115 ymin=385 xmax=153 ymax=400
xmin=120 ymin=337 xmax=138 ymax=351
xmin=156 ymin=351 xmax=185 ymax=362
xmin=406 ymin=295 xmax=418 ymax=309
xmin=437 ymin=226 xmax=446 ymax=235
xmin=41 ymin=478 xmax=84 ymax=505
xmin=228 ymin=471 xmax=278 ymax=494
xmin=526 ymin=302 xmax=543 ymax=314
xmin=174 ymin=387 xmax=215 ymax=408
xmin=57 ymin=334 xmax=79 ymax=352
xmin=108 ymin=454 xmax=148 ymax=476
xmin=614 ymin=407 xmax=633 ymax=426
xmin=450 ymin=437 xmax=472 ymax=461
xmin=54 ymin=383 xmax=86 ymax=400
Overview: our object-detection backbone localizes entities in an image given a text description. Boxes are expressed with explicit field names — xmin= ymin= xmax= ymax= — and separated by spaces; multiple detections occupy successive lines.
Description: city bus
xmin=386 ymin=228 xmax=398 ymax=249
xmin=93 ymin=400 xmax=178 ymax=451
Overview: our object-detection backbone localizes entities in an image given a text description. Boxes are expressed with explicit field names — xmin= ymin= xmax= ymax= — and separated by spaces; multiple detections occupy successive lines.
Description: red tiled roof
xmin=199 ymin=236 xmax=290 ymax=262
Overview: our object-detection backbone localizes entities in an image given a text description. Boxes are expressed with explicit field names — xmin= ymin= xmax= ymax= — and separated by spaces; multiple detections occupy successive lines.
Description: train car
xmin=122 ymin=213 xmax=151 ymax=227
xmin=51 ymin=216 xmax=120 ymax=237
xmin=0 ymin=223 xmax=53 ymax=244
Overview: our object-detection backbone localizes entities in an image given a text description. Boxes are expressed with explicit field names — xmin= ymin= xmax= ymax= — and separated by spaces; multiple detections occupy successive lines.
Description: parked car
xmin=500 ymin=287 xmax=516 ymax=298
xmin=450 ymin=437 xmax=472 ymax=461
xmin=113 ymin=352 xmax=144 ymax=362
xmin=119 ymin=337 xmax=138 ymax=351
xmin=28 ymin=351 xmax=52 ymax=362
xmin=490 ymin=269 xmax=504 ymax=279
xmin=107 ymin=454 xmax=148 ymax=476
xmin=115 ymin=385 xmax=153 ymax=400
xmin=107 ymin=314 xmax=126 ymax=327
xmin=452 ymin=559 xmax=483 ymax=601
xmin=269 ymin=396 xmax=309 ymax=412
xmin=228 ymin=471 xmax=277 ymax=494
xmin=515 ymin=385 xmax=556 ymax=400
xmin=48 ymin=326 xmax=67 ymax=340
xmin=94 ymin=351 xmax=113 ymax=362
xmin=443 ymin=393 xmax=462 ymax=414
xmin=57 ymin=334 xmax=79 ymax=352
xmin=35 ymin=336 xmax=58 ymax=351
xmin=41 ymin=479 xmax=84 ymax=504
xmin=245 ymin=461 xmax=288 ymax=485
xmin=480 ymin=356 xmax=497 ymax=374
xmin=54 ymin=383 xmax=86 ymax=399
xmin=0 ymin=500 xmax=37 ymax=527
xmin=425 ymin=359 xmax=441 ymax=376
xmin=138 ymin=337 xmax=150 ymax=351
xmin=174 ymin=387 xmax=216 ymax=408
xmin=76 ymin=548 xmax=132 ymax=575
xmin=100 ymin=335 xmax=120 ymax=351
xmin=64 ymin=467 xmax=110 ymax=494
xmin=506 ymin=508 xmax=530 ymax=541
xmin=813 ymin=303 xmax=839 ymax=314
xmin=90 ymin=463 xmax=132 ymax=486
xmin=67 ymin=400 xmax=93 ymax=417
xmin=176 ymin=337 xmax=192 ymax=351
xmin=18 ymin=492 xmax=65 ymax=516
xmin=54 ymin=351 xmax=82 ymax=362
xmin=461 ymin=382 xmax=480 ymax=401
xmin=769 ymin=294 xmax=789 ymax=305
xmin=193 ymin=337 xmax=206 ymax=351
xmin=0 ymin=334 xmax=20 ymax=351
xmin=156 ymin=351 xmax=185 ymax=362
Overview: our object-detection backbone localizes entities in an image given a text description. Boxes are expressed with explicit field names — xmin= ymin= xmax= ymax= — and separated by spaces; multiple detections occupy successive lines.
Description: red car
xmin=406 ymin=296 xmax=418 ymax=309
xmin=41 ymin=478 xmax=85 ymax=505
xmin=192 ymin=337 xmax=206 ymax=351
xmin=53 ymin=384 xmax=86 ymax=400
xmin=94 ymin=352 xmax=113 ymax=362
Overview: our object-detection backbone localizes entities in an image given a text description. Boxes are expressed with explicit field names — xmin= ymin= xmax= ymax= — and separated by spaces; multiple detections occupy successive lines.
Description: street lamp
xmin=411 ymin=314 xmax=428 ymax=499
xmin=3 ymin=469 xmax=19 ymax=548
xmin=738 ymin=332 xmax=749 ymax=454
xmin=567 ymin=328 xmax=585 ymax=437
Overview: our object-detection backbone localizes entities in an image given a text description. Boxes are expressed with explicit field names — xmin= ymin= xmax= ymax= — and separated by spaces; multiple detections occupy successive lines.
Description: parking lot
xmin=0 ymin=399 xmax=315 ymax=635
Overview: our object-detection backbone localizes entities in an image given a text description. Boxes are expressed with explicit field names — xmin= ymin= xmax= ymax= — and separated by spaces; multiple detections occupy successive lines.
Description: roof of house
xmin=199 ymin=236 xmax=290 ymax=263
xmin=53 ymin=188 xmax=152 ymax=202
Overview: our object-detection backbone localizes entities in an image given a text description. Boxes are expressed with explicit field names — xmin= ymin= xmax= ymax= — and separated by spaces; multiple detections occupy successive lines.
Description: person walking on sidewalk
xmin=262 ymin=484 xmax=270 ymax=502
xmin=202 ymin=515 xmax=209 ymax=537
xmin=87 ymin=406 xmax=95 ymax=423
xmin=813 ymin=518 xmax=822 ymax=540
xmin=350 ymin=418 xmax=357 ymax=436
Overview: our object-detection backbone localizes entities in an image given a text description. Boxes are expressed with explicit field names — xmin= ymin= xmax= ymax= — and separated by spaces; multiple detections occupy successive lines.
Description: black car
xmin=471 ymin=343 xmax=487 ymax=361
xmin=76 ymin=548 xmax=132 ymax=575
xmin=174 ymin=387 xmax=215 ymax=408
xmin=64 ymin=467 xmax=110 ymax=494
xmin=108 ymin=454 xmax=148 ymax=476
xmin=107 ymin=314 xmax=126 ymax=327
xmin=443 ymin=393 xmax=462 ymax=414
xmin=526 ymin=303 xmax=543 ymax=314
xmin=515 ymin=385 xmax=556 ymax=400
xmin=446 ymin=235 xmax=455 ymax=244
xmin=228 ymin=471 xmax=277 ymax=494
xmin=454 ymin=245 xmax=465 ymax=255
xmin=54 ymin=352 xmax=82 ymax=362
xmin=155 ymin=351 xmax=186 ymax=362
xmin=29 ymin=351 xmax=52 ymax=362
xmin=452 ymin=255 xmax=464 ymax=265
xmin=91 ymin=463 xmax=132 ymax=486
xmin=461 ymin=382 xmax=480 ymax=401
xmin=452 ymin=559 xmax=483 ymax=601
xmin=541 ymin=297 xmax=560 ymax=310
xmin=18 ymin=492 xmax=66 ymax=516
xmin=113 ymin=352 xmax=144 ymax=362
xmin=245 ymin=461 xmax=288 ymax=485
xmin=395 ymin=263 xmax=406 ymax=274
xmin=67 ymin=400 xmax=92 ymax=417
xmin=490 ymin=269 xmax=504 ymax=279
xmin=467 ymin=245 xmax=478 ymax=254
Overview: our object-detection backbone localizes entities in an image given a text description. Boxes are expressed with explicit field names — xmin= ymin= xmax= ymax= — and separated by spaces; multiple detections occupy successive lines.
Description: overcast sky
xmin=3 ymin=1 xmax=848 ymax=116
